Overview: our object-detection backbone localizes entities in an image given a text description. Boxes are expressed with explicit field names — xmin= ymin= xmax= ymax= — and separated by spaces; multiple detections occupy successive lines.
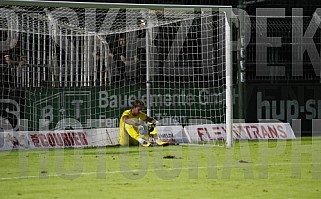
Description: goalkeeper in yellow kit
xmin=119 ymin=100 xmax=168 ymax=147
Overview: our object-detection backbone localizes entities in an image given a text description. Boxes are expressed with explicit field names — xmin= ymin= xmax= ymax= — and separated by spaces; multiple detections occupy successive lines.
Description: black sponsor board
xmin=246 ymin=83 xmax=321 ymax=135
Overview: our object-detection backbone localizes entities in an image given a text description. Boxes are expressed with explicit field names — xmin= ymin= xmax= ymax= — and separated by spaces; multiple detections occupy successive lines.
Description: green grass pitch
xmin=0 ymin=137 xmax=321 ymax=199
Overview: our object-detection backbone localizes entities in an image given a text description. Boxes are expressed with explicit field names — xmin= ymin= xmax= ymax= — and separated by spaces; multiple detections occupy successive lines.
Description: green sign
xmin=25 ymin=87 xmax=225 ymax=131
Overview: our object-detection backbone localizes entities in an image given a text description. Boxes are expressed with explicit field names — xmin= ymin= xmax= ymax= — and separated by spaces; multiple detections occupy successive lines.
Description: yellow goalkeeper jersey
xmin=119 ymin=109 xmax=148 ymax=146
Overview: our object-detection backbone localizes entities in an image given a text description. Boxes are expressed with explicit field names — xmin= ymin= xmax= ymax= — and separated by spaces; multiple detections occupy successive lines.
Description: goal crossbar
xmin=0 ymin=0 xmax=231 ymax=10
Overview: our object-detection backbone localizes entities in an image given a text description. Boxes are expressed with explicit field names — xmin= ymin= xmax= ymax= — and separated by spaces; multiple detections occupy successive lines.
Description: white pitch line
xmin=0 ymin=162 xmax=320 ymax=181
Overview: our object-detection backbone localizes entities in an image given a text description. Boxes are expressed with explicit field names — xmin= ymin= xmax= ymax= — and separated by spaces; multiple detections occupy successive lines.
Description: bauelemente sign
xmin=24 ymin=87 xmax=225 ymax=131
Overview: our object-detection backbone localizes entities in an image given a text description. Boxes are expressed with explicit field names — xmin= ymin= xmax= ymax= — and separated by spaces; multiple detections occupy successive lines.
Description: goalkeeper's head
xmin=132 ymin=99 xmax=145 ymax=108
xmin=131 ymin=100 xmax=145 ymax=116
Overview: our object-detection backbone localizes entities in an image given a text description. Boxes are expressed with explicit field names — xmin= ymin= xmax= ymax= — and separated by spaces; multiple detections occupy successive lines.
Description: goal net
xmin=0 ymin=1 xmax=232 ymax=147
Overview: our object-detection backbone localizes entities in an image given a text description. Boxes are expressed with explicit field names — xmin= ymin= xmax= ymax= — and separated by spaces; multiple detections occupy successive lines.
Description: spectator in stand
xmin=4 ymin=54 xmax=27 ymax=67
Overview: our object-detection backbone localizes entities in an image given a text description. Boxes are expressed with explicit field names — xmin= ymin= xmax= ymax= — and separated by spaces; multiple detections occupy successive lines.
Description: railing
xmin=1 ymin=10 xmax=114 ymax=87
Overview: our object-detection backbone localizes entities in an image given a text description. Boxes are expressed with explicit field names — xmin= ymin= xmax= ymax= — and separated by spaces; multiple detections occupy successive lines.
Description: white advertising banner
xmin=0 ymin=123 xmax=296 ymax=150
xmin=156 ymin=125 xmax=187 ymax=144
xmin=0 ymin=128 xmax=120 ymax=150
xmin=28 ymin=130 xmax=90 ymax=148
xmin=28 ymin=128 xmax=120 ymax=148
xmin=184 ymin=123 xmax=296 ymax=142
xmin=0 ymin=131 xmax=29 ymax=150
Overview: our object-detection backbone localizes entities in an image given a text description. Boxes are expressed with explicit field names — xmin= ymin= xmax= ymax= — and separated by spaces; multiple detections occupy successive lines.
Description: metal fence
xmin=2 ymin=7 xmax=320 ymax=87
xmin=0 ymin=10 xmax=112 ymax=88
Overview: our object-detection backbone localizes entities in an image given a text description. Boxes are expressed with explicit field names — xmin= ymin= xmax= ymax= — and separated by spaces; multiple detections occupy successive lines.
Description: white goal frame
xmin=0 ymin=0 xmax=233 ymax=148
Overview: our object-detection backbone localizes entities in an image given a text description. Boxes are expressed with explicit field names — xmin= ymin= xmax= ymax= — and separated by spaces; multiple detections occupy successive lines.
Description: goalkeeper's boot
xmin=138 ymin=138 xmax=152 ymax=147
xmin=156 ymin=140 xmax=169 ymax=146
xmin=142 ymin=140 xmax=152 ymax=147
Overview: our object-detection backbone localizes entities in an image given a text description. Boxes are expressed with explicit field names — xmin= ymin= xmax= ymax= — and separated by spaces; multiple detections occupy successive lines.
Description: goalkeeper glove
xmin=147 ymin=123 xmax=156 ymax=133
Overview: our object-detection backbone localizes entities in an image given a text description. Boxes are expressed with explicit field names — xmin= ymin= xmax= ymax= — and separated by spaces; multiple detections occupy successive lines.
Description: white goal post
xmin=0 ymin=0 xmax=233 ymax=147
